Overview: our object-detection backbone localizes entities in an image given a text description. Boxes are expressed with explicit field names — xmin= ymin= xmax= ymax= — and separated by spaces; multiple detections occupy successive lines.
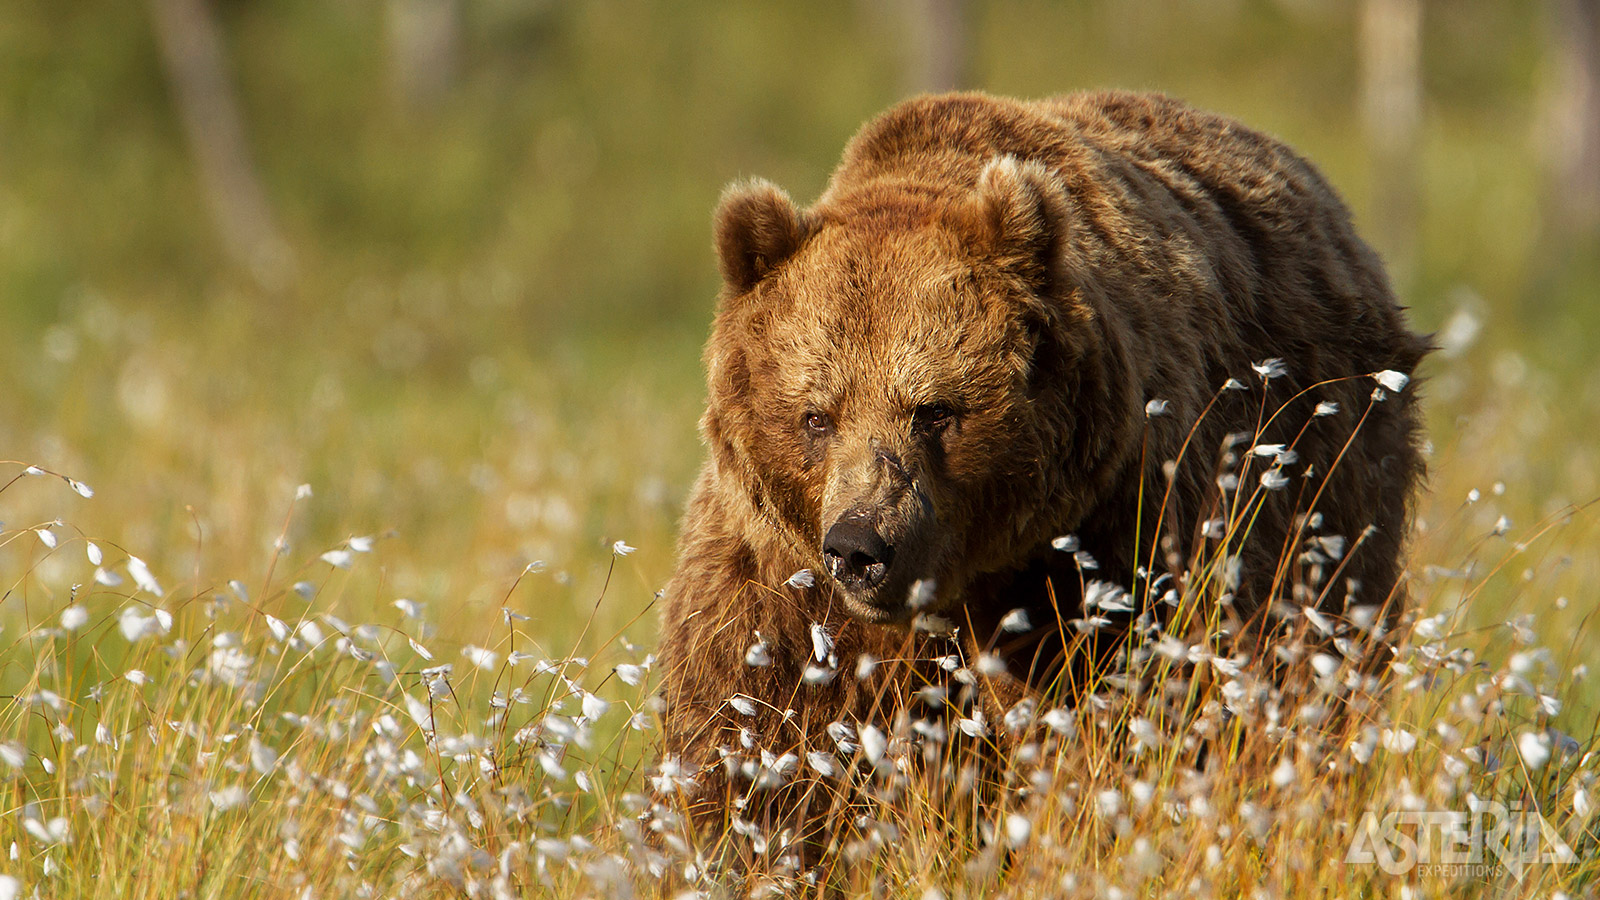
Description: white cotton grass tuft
xmin=22 ymin=816 xmax=69 ymax=846
xmin=1003 ymin=698 xmax=1035 ymax=733
xmin=1382 ymin=728 xmax=1417 ymax=754
xmin=59 ymin=606 xmax=89 ymax=631
xmin=1259 ymin=468 xmax=1290 ymax=491
xmin=264 ymin=614 xmax=291 ymax=643
xmin=1128 ymin=717 xmax=1163 ymax=752
xmin=611 ymin=540 xmax=636 ymax=556
xmin=1251 ymin=358 xmax=1287 ymax=380
xmin=785 ymin=569 xmax=815 ymax=589
xmin=249 ymin=739 xmax=278 ymax=776
xmin=908 ymin=579 xmax=937 ymax=609
xmin=0 ymin=744 xmax=25 ymax=771
xmin=1302 ymin=606 xmax=1335 ymax=637
xmin=858 ymin=724 xmax=888 ymax=764
xmin=1144 ymin=399 xmax=1171 ymax=417
xmin=1050 ymin=534 xmax=1080 ymax=552
xmin=118 ymin=606 xmax=171 ymax=642
xmin=1003 ymin=813 xmax=1032 ymax=849
xmin=126 ymin=556 xmax=164 ymax=596
xmin=1095 ymin=789 xmax=1124 ymax=819
xmin=1083 ymin=580 xmax=1133 ymax=613
xmin=580 ymin=693 xmax=610 ymax=721
xmin=1042 ymin=708 xmax=1076 ymax=736
xmin=1270 ymin=757 xmax=1297 ymax=787
xmin=1310 ymin=654 xmax=1341 ymax=678
xmin=803 ymin=662 xmax=838 ymax=686
xmin=956 ymin=712 xmax=987 ymax=738
xmin=34 ymin=528 xmax=56 ymax=550
xmin=744 ymin=637 xmax=772 ymax=667
xmin=854 ymin=653 xmax=878 ymax=680
xmin=998 ymin=608 xmax=1032 ymax=633
xmin=1518 ymin=731 xmax=1552 ymax=769
xmin=807 ymin=750 xmax=839 ymax=778
xmin=210 ymin=786 xmax=249 ymax=812
xmin=1372 ymin=369 xmax=1410 ymax=393
xmin=403 ymin=693 xmax=434 ymax=732
xmin=1314 ymin=400 xmax=1339 ymax=416
xmin=809 ymin=623 xmax=834 ymax=663
xmin=462 ymin=645 xmax=499 ymax=670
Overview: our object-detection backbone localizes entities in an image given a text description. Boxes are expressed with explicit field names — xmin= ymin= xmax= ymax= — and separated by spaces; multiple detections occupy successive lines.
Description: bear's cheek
xmin=933 ymin=418 xmax=1048 ymax=540
xmin=765 ymin=472 xmax=823 ymax=543
xmin=936 ymin=411 xmax=1034 ymax=485
xmin=744 ymin=412 xmax=829 ymax=542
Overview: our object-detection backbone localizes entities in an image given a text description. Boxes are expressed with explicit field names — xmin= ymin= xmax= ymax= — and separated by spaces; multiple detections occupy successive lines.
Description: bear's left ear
xmin=714 ymin=178 xmax=813 ymax=295
xmin=959 ymin=156 xmax=1070 ymax=294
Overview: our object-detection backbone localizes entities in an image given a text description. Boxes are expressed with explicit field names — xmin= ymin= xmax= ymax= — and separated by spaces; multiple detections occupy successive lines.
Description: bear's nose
xmin=821 ymin=520 xmax=895 ymax=590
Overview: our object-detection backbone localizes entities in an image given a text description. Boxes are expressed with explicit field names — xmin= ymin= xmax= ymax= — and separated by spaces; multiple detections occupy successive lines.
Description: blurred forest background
xmin=2 ymin=0 xmax=1598 ymax=652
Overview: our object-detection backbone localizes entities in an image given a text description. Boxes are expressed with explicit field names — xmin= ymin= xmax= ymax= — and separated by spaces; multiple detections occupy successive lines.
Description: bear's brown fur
xmin=655 ymin=91 xmax=1428 ymax=840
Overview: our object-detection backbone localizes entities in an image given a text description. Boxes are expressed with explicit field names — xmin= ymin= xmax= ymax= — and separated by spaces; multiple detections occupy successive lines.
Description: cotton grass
xmin=0 ymin=359 xmax=1597 ymax=898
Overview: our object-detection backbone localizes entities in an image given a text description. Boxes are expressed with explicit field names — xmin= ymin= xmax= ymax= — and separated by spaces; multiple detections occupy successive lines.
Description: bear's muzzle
xmin=821 ymin=515 xmax=895 ymax=590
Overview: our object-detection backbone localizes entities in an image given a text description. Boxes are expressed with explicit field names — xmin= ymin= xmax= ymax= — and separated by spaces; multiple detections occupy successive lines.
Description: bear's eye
xmin=803 ymin=411 xmax=833 ymax=434
xmin=913 ymin=403 xmax=957 ymax=432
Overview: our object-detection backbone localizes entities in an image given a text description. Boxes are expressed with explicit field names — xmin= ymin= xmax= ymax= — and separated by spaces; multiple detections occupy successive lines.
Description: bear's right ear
xmin=714 ymin=178 xmax=811 ymax=294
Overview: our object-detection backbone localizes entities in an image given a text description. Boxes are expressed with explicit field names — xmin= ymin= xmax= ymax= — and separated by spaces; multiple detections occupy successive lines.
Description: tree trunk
xmin=1543 ymin=0 xmax=1600 ymax=235
xmin=386 ymin=0 xmax=460 ymax=112
xmin=901 ymin=0 xmax=971 ymax=94
xmin=149 ymin=0 xmax=295 ymax=289
xmin=1359 ymin=0 xmax=1422 ymax=281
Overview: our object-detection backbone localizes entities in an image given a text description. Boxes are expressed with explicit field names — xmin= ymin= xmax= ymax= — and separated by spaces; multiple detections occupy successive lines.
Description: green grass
xmin=2 ymin=327 xmax=1597 ymax=897
xmin=2 ymin=2 xmax=1599 ymax=895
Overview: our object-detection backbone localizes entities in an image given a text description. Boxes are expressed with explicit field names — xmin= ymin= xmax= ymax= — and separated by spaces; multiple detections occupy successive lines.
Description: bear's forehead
xmin=781 ymin=228 xmax=1004 ymax=332
xmin=759 ymin=227 xmax=1025 ymax=403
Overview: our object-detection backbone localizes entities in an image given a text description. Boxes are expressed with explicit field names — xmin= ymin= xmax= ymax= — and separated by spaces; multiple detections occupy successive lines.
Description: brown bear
xmin=654 ymin=91 xmax=1428 ymax=848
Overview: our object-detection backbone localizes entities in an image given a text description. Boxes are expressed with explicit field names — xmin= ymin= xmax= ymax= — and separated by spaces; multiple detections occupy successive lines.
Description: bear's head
xmin=702 ymin=157 xmax=1131 ymax=625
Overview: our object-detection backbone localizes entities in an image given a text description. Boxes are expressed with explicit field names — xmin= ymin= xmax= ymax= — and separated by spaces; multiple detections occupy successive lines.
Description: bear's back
xmin=832 ymin=90 xmax=1343 ymax=231
xmin=828 ymin=91 xmax=1412 ymax=365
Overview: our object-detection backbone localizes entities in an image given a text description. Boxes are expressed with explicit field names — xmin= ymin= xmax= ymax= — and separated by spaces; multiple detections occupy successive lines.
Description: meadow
xmin=3 ymin=2 xmax=1599 ymax=896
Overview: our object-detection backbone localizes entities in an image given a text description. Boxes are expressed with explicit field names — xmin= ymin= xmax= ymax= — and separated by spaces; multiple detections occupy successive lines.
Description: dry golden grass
xmin=0 ymin=301 xmax=1596 ymax=898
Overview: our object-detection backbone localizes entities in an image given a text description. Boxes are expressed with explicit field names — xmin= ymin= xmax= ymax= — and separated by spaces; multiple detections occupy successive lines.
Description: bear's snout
xmin=821 ymin=517 xmax=895 ymax=590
